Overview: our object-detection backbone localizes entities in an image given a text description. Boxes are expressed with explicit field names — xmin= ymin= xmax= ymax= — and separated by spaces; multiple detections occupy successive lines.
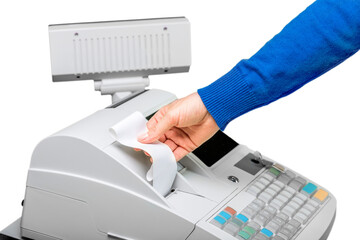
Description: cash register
xmin=0 ymin=17 xmax=336 ymax=240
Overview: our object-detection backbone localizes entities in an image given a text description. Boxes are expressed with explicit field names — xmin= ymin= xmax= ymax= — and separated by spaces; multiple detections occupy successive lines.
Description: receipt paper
xmin=109 ymin=111 xmax=177 ymax=196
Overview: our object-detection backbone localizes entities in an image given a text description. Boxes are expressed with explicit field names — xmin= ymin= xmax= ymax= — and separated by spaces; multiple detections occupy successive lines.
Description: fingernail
xmin=137 ymin=132 xmax=148 ymax=141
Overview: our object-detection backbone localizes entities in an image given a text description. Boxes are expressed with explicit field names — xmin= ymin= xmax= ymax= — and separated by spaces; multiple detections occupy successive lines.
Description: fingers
xmin=173 ymin=147 xmax=189 ymax=161
xmin=139 ymin=111 xmax=175 ymax=144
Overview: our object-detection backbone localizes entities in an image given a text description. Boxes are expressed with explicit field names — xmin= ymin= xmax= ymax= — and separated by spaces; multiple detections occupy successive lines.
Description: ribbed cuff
xmin=198 ymin=66 xmax=259 ymax=130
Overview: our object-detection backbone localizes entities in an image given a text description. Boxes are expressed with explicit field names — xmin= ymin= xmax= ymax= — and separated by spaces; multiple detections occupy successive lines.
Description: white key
xmin=266 ymin=220 xmax=282 ymax=233
xmin=292 ymin=196 xmax=305 ymax=206
xmin=248 ymin=202 xmax=263 ymax=213
xmin=247 ymin=185 xmax=262 ymax=196
xmin=273 ymin=180 xmax=285 ymax=189
xmin=265 ymin=205 xmax=277 ymax=216
xmin=272 ymin=216 xmax=286 ymax=227
xmin=254 ymin=214 xmax=269 ymax=226
xmin=259 ymin=191 xmax=274 ymax=203
xmin=277 ymin=212 xmax=289 ymax=222
xmin=241 ymin=206 xmax=258 ymax=219
xmin=270 ymin=198 xmax=285 ymax=210
xmin=263 ymin=172 xmax=275 ymax=182
xmin=303 ymin=203 xmax=317 ymax=213
xmin=280 ymin=190 xmax=293 ymax=199
xmin=268 ymin=183 xmax=282 ymax=193
xmin=282 ymin=205 xmax=297 ymax=218
xmin=264 ymin=188 xmax=277 ymax=198
xmin=297 ymin=193 xmax=308 ymax=202
xmin=288 ymin=201 xmax=301 ymax=210
xmin=298 ymin=208 xmax=312 ymax=218
xmin=258 ymin=177 xmax=271 ymax=186
xmin=294 ymin=212 xmax=308 ymax=224
xmin=285 ymin=186 xmax=296 ymax=195
xmin=254 ymin=181 xmax=266 ymax=190
xmin=253 ymin=199 xmax=266 ymax=208
xmin=277 ymin=194 xmax=290 ymax=203
xmin=308 ymin=199 xmax=320 ymax=208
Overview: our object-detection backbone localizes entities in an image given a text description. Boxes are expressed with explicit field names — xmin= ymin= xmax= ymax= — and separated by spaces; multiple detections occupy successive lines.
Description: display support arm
xmin=94 ymin=77 xmax=150 ymax=103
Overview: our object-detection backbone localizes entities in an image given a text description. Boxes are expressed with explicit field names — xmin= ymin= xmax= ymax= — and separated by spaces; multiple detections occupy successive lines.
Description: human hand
xmin=137 ymin=92 xmax=219 ymax=161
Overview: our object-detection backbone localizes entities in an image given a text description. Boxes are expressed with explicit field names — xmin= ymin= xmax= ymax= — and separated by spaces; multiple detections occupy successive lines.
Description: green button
xmin=238 ymin=231 xmax=250 ymax=239
xmin=243 ymin=226 xmax=256 ymax=235
xmin=269 ymin=167 xmax=281 ymax=176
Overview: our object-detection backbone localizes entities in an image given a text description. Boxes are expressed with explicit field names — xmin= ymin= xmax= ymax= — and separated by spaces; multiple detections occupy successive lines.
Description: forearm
xmin=198 ymin=0 xmax=360 ymax=130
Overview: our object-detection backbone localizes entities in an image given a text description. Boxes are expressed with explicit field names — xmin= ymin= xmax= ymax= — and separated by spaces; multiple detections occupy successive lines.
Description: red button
xmin=224 ymin=206 xmax=237 ymax=216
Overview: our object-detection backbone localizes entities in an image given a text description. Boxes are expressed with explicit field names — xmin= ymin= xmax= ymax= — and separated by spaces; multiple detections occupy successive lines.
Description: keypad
xmin=210 ymin=167 xmax=330 ymax=239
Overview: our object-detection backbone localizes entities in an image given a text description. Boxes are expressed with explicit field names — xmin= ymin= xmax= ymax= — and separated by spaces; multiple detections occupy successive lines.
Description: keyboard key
xmin=225 ymin=206 xmax=237 ymax=216
xmin=236 ymin=214 xmax=249 ymax=224
xmin=307 ymin=199 xmax=320 ymax=208
xmin=258 ymin=191 xmax=274 ymax=203
xmin=287 ymin=201 xmax=301 ymax=211
xmin=263 ymin=188 xmax=277 ymax=198
xmin=282 ymin=205 xmax=297 ymax=218
xmin=210 ymin=215 xmax=226 ymax=228
xmin=289 ymin=177 xmax=306 ymax=191
xmin=237 ymin=230 xmax=251 ymax=239
xmin=313 ymin=189 xmax=329 ymax=203
xmin=231 ymin=218 xmax=246 ymax=228
xmin=253 ymin=234 xmax=268 ymax=240
xmin=269 ymin=167 xmax=281 ymax=177
xmin=278 ymin=171 xmax=295 ymax=185
xmin=273 ymin=236 xmax=286 ymax=240
xmin=264 ymin=206 xmax=277 ymax=216
xmin=292 ymin=194 xmax=306 ymax=206
xmin=273 ymin=180 xmax=286 ymax=189
xmin=288 ymin=219 xmax=301 ymax=229
xmin=302 ymin=183 xmax=318 ymax=196
xmin=254 ymin=181 xmax=267 ymax=190
xmin=223 ymin=222 xmax=241 ymax=236
xmin=247 ymin=221 xmax=261 ymax=232
xmin=247 ymin=185 xmax=262 ymax=197
xmin=303 ymin=203 xmax=317 ymax=213
xmin=263 ymin=172 xmax=275 ymax=182
xmin=219 ymin=211 xmax=231 ymax=220
xmin=282 ymin=222 xmax=300 ymax=236
xmin=248 ymin=202 xmax=263 ymax=213
xmin=241 ymin=207 xmax=258 ymax=219
xmin=258 ymin=177 xmax=271 ymax=186
xmin=260 ymin=228 xmax=273 ymax=237
xmin=278 ymin=174 xmax=291 ymax=185
xmin=269 ymin=198 xmax=285 ymax=210
xmin=265 ymin=220 xmax=281 ymax=233
xmin=254 ymin=213 xmax=270 ymax=226
xmin=271 ymin=216 xmax=286 ymax=228
xmin=267 ymin=183 xmax=282 ymax=194
xmin=294 ymin=212 xmax=308 ymax=224
xmin=276 ymin=212 xmax=289 ymax=222
xmin=278 ymin=227 xmax=294 ymax=239
xmin=243 ymin=226 xmax=257 ymax=236
xmin=253 ymin=199 xmax=266 ymax=208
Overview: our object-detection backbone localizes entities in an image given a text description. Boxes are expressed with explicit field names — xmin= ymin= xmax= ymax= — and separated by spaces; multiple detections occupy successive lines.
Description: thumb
xmin=138 ymin=112 xmax=174 ymax=143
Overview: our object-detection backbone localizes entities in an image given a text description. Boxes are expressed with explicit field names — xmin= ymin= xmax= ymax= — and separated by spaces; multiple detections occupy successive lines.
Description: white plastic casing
xmin=49 ymin=17 xmax=191 ymax=82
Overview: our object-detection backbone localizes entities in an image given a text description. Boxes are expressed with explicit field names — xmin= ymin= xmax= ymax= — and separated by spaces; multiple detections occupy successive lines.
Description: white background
xmin=0 ymin=0 xmax=359 ymax=239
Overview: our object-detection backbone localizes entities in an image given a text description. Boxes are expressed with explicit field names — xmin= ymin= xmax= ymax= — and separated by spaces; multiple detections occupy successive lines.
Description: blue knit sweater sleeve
xmin=198 ymin=0 xmax=360 ymax=130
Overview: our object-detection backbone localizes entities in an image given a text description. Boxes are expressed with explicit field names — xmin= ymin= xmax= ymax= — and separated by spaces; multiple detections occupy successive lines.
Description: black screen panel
xmin=192 ymin=131 xmax=239 ymax=167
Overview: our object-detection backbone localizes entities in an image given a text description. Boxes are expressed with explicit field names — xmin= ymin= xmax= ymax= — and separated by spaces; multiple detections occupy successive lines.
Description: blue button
xmin=302 ymin=183 xmax=317 ymax=194
xmin=219 ymin=211 xmax=231 ymax=220
xmin=214 ymin=216 xmax=226 ymax=225
xmin=260 ymin=228 xmax=273 ymax=237
xmin=235 ymin=214 xmax=248 ymax=223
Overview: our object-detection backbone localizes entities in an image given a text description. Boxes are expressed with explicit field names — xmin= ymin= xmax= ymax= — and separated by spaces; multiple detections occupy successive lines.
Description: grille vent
xmin=73 ymin=33 xmax=171 ymax=75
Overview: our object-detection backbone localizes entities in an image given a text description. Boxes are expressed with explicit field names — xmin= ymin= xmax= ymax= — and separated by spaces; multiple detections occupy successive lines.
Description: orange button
xmin=224 ymin=206 xmax=237 ymax=216
xmin=313 ymin=189 xmax=329 ymax=202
